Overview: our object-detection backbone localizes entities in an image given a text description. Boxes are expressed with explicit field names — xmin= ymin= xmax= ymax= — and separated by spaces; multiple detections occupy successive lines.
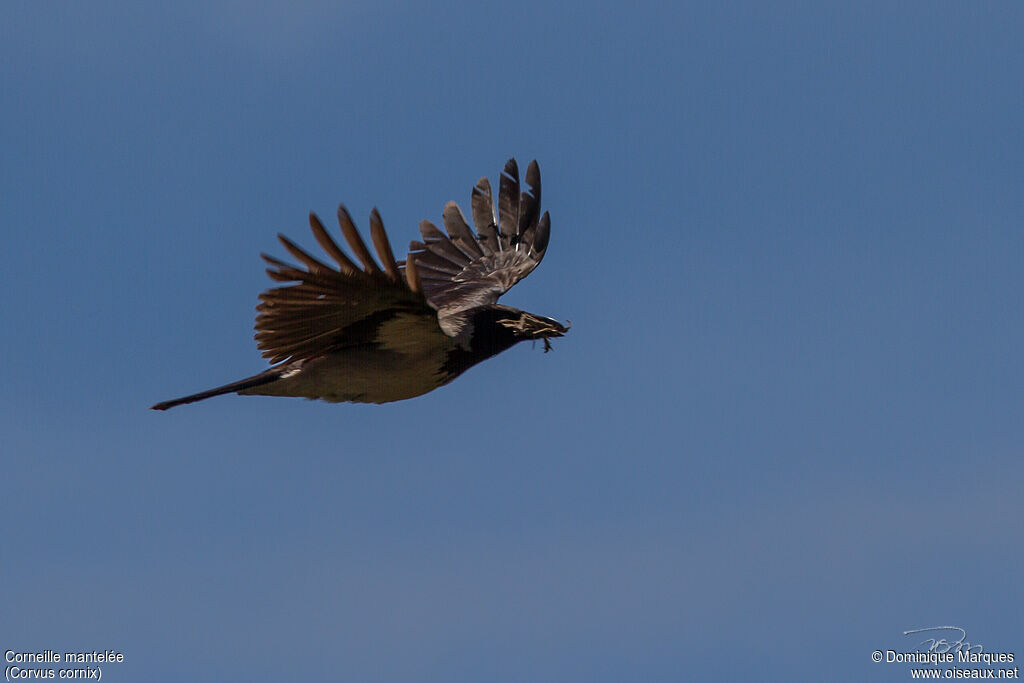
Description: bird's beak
xmin=527 ymin=314 xmax=570 ymax=339
xmin=500 ymin=313 xmax=571 ymax=348
xmin=521 ymin=315 xmax=570 ymax=355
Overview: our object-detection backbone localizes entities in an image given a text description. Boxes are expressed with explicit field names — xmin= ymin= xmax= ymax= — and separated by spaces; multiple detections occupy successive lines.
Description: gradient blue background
xmin=2 ymin=2 xmax=1022 ymax=681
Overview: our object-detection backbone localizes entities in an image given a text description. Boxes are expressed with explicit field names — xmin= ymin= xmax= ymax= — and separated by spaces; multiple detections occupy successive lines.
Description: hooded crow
xmin=152 ymin=159 xmax=568 ymax=410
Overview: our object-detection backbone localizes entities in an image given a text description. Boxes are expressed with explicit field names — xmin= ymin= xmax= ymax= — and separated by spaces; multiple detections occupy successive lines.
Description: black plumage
xmin=152 ymin=159 xmax=568 ymax=410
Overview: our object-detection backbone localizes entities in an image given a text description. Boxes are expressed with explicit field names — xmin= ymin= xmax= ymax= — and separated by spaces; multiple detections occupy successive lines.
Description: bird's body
xmin=152 ymin=160 xmax=567 ymax=410
xmin=243 ymin=332 xmax=458 ymax=404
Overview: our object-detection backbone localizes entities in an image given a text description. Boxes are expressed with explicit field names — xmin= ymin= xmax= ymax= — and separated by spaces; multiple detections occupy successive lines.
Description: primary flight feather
xmin=152 ymin=159 xmax=568 ymax=410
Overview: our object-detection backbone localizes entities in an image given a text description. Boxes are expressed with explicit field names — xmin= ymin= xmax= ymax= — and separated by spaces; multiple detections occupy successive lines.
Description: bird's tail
xmin=151 ymin=369 xmax=283 ymax=410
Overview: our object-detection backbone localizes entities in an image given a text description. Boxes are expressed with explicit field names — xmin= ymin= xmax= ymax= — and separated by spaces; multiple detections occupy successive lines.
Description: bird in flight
xmin=152 ymin=159 xmax=568 ymax=410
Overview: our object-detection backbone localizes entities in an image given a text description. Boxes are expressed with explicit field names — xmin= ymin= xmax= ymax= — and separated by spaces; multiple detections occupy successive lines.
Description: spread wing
xmin=399 ymin=158 xmax=551 ymax=320
xmin=255 ymin=206 xmax=436 ymax=365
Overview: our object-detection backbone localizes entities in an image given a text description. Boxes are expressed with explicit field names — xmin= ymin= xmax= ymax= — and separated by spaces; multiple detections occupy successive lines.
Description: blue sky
xmin=2 ymin=1 xmax=1022 ymax=681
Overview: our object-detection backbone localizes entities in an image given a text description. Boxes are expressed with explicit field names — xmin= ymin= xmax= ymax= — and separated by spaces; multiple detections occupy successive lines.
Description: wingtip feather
xmin=405 ymin=253 xmax=423 ymax=295
xmin=309 ymin=211 xmax=359 ymax=275
xmin=337 ymin=205 xmax=382 ymax=274
xmin=369 ymin=207 xmax=401 ymax=282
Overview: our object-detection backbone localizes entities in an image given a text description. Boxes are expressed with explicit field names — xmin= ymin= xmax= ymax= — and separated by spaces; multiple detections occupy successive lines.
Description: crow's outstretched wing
xmin=399 ymin=159 xmax=550 ymax=322
xmin=255 ymin=206 xmax=436 ymax=365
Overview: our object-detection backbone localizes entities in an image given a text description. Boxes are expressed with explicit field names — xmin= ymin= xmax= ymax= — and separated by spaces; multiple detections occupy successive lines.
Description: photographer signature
xmin=904 ymin=626 xmax=983 ymax=654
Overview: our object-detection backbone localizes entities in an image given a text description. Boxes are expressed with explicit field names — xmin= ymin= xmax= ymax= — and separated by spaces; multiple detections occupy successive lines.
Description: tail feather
xmin=151 ymin=370 xmax=282 ymax=410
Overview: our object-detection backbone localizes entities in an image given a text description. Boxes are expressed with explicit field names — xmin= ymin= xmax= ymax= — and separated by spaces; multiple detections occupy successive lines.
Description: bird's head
xmin=454 ymin=305 xmax=570 ymax=364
